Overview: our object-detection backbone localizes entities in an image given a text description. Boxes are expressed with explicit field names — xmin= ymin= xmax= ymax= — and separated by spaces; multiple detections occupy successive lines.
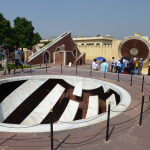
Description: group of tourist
xmin=0 ymin=44 xmax=29 ymax=75
xmin=92 ymin=59 xmax=108 ymax=72
xmin=92 ymin=57 xmax=144 ymax=75
xmin=111 ymin=57 xmax=143 ymax=75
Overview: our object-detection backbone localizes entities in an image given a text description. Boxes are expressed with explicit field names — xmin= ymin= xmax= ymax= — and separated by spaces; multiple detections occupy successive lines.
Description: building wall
xmin=55 ymin=52 xmax=64 ymax=65
xmin=66 ymin=52 xmax=75 ymax=65
xmin=74 ymin=39 xmax=112 ymax=46
xmin=30 ymin=33 xmax=81 ymax=65
xmin=77 ymin=40 xmax=121 ymax=61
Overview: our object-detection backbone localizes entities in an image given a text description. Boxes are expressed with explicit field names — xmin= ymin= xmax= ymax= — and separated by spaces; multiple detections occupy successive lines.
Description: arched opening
xmin=73 ymin=48 xmax=77 ymax=58
xmin=56 ymin=47 xmax=61 ymax=52
xmin=79 ymin=59 xmax=82 ymax=65
xmin=43 ymin=51 xmax=51 ymax=63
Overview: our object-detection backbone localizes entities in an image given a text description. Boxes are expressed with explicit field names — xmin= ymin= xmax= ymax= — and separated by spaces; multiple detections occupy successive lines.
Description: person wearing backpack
xmin=133 ymin=58 xmax=140 ymax=75
xmin=13 ymin=45 xmax=24 ymax=74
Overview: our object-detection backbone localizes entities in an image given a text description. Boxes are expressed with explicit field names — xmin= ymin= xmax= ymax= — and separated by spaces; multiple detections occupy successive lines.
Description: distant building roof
xmin=73 ymin=36 xmax=119 ymax=41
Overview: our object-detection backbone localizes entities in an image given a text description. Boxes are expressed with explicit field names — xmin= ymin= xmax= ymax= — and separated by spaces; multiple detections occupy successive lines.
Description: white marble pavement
xmin=58 ymin=100 xmax=79 ymax=123
xmin=86 ymin=95 xmax=99 ymax=118
xmin=1 ymin=79 xmax=48 ymax=121
xmin=21 ymin=84 xmax=65 ymax=125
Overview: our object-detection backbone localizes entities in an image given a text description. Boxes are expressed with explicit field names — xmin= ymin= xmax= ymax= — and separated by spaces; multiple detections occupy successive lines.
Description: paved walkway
xmin=0 ymin=64 xmax=150 ymax=150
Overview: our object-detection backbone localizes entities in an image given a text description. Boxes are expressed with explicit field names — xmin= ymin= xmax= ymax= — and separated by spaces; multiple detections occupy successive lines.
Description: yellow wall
xmin=77 ymin=40 xmax=121 ymax=61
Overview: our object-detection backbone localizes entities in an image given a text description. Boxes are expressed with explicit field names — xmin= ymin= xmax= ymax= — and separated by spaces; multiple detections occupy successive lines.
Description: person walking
xmin=133 ymin=58 xmax=140 ymax=75
xmin=128 ymin=59 xmax=134 ymax=74
xmin=120 ymin=60 xmax=124 ymax=74
xmin=100 ymin=59 xmax=108 ymax=72
xmin=13 ymin=45 xmax=24 ymax=74
xmin=0 ymin=44 xmax=9 ymax=75
xmin=124 ymin=59 xmax=129 ymax=74
xmin=115 ymin=59 xmax=121 ymax=73
xmin=92 ymin=59 xmax=98 ymax=71
xmin=110 ymin=57 xmax=115 ymax=72
xmin=0 ymin=45 xmax=2 ymax=61
xmin=21 ymin=49 xmax=25 ymax=64
xmin=139 ymin=58 xmax=144 ymax=73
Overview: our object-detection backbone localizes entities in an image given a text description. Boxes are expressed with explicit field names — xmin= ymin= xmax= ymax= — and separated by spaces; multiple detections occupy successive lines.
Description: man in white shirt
xmin=115 ymin=59 xmax=121 ymax=73
xmin=110 ymin=57 xmax=115 ymax=72
xmin=13 ymin=45 xmax=24 ymax=74
xmin=92 ymin=59 xmax=98 ymax=71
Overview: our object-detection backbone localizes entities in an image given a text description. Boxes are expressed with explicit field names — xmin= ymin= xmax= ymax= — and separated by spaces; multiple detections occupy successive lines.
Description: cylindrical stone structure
xmin=118 ymin=36 xmax=150 ymax=63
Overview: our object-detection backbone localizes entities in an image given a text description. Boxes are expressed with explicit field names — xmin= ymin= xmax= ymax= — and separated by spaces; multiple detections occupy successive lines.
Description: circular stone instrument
xmin=118 ymin=36 xmax=150 ymax=62
xmin=0 ymin=75 xmax=131 ymax=133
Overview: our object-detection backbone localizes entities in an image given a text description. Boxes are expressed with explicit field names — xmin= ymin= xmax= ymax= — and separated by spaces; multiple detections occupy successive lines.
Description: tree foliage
xmin=0 ymin=13 xmax=12 ymax=45
xmin=0 ymin=13 xmax=41 ymax=49
xmin=32 ymin=32 xmax=42 ymax=46
xmin=43 ymin=40 xmax=52 ymax=46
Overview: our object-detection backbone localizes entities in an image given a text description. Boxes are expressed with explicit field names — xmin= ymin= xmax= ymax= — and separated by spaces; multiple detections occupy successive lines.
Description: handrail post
xmin=141 ymin=75 xmax=144 ymax=92
xmin=61 ymin=64 xmax=62 ymax=74
xmin=130 ymin=70 xmax=133 ymax=86
xmin=90 ymin=65 xmax=92 ymax=76
xmin=76 ymin=64 xmax=77 ymax=75
xmin=30 ymin=63 xmax=32 ymax=74
xmin=139 ymin=93 xmax=145 ymax=126
xmin=106 ymin=102 xmax=111 ymax=141
xmin=118 ymin=68 xmax=120 ymax=82
xmin=50 ymin=108 xmax=54 ymax=150
xmin=46 ymin=62 xmax=47 ymax=74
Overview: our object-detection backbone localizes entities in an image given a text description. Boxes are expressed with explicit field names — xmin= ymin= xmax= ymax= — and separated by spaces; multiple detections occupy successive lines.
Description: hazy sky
xmin=1 ymin=0 xmax=150 ymax=39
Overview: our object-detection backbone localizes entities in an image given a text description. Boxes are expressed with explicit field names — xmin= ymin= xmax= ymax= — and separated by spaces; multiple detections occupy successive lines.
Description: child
xmin=25 ymin=54 xmax=29 ymax=66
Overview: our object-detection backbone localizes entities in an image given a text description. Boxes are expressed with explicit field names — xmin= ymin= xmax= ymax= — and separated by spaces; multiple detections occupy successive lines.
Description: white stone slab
xmin=73 ymin=79 xmax=83 ymax=97
xmin=106 ymin=94 xmax=116 ymax=111
xmin=0 ymin=104 xmax=4 ymax=122
xmin=58 ymin=100 xmax=79 ymax=123
xmin=34 ymin=45 xmax=40 ymax=51
xmin=21 ymin=84 xmax=65 ymax=125
xmin=1 ymin=79 xmax=48 ymax=121
xmin=86 ymin=96 xmax=99 ymax=118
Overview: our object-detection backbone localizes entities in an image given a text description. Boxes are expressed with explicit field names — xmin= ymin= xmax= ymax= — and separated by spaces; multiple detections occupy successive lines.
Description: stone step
xmin=1 ymin=79 xmax=48 ymax=121
xmin=86 ymin=95 xmax=99 ymax=118
xmin=58 ymin=100 xmax=79 ymax=123
xmin=21 ymin=84 xmax=65 ymax=125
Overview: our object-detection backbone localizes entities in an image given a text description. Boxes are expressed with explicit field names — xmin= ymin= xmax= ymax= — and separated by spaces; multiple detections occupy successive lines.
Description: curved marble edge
xmin=0 ymin=75 xmax=131 ymax=133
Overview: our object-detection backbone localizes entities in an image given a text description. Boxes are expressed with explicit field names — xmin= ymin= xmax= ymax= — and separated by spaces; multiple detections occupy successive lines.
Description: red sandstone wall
xmin=66 ymin=52 xmax=75 ymax=65
xmin=55 ymin=52 xmax=64 ymax=65
xmin=25 ymin=51 xmax=33 ymax=57
xmin=30 ymin=33 xmax=81 ymax=64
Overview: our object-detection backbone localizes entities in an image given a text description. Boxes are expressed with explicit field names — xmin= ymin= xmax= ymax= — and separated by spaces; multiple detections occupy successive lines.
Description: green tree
xmin=32 ymin=32 xmax=41 ymax=46
xmin=43 ymin=40 xmax=52 ymax=46
xmin=0 ymin=13 xmax=13 ymax=45
xmin=3 ymin=38 xmax=14 ymax=47
xmin=13 ymin=17 xmax=41 ymax=49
